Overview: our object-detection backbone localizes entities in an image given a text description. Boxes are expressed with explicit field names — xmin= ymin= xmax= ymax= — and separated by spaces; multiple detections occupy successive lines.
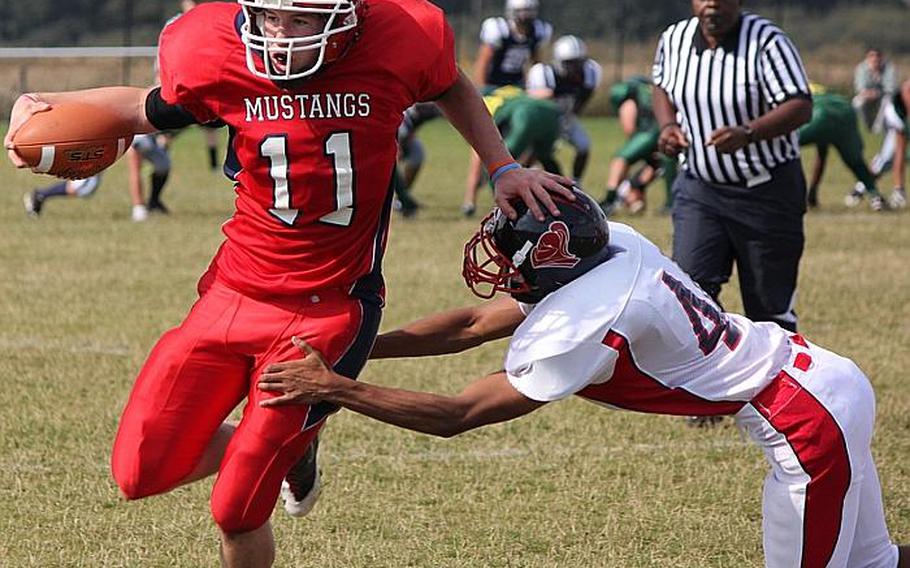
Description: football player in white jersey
xmin=527 ymin=35 xmax=602 ymax=184
xmin=257 ymin=189 xmax=906 ymax=568
xmin=474 ymin=0 xmax=553 ymax=91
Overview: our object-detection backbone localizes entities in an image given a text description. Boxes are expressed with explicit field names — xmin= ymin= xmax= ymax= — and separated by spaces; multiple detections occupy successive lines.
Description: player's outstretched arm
xmin=370 ymin=297 xmax=525 ymax=360
xmin=5 ymin=87 xmax=157 ymax=167
xmin=259 ymin=338 xmax=544 ymax=438
xmin=435 ymin=70 xmax=575 ymax=221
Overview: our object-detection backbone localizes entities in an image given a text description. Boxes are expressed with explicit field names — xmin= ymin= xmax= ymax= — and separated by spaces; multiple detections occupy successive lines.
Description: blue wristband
xmin=490 ymin=162 xmax=521 ymax=186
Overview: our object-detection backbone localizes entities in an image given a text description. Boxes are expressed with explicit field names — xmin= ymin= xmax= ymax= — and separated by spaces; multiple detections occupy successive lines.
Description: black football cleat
xmin=281 ymin=436 xmax=321 ymax=517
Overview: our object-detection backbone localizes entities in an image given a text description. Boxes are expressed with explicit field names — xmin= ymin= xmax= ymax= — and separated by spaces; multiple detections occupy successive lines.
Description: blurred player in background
xmin=463 ymin=86 xmax=561 ymax=216
xmin=881 ymin=80 xmax=910 ymax=209
xmin=474 ymin=0 xmax=552 ymax=92
xmin=853 ymin=48 xmax=897 ymax=133
xmin=393 ymin=102 xmax=442 ymax=218
xmin=799 ymin=85 xmax=885 ymax=210
xmin=22 ymin=175 xmax=102 ymax=218
xmin=527 ymin=34 xmax=602 ymax=185
xmin=862 ymin=80 xmax=910 ymax=210
xmin=127 ymin=133 xmax=173 ymax=221
xmin=259 ymin=190 xmax=908 ymax=568
xmin=4 ymin=1 xmax=572 ymax=565
xmin=600 ymin=75 xmax=676 ymax=216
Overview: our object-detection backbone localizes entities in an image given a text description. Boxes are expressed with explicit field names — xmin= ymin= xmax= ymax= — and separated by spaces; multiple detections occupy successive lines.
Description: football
xmin=11 ymin=101 xmax=134 ymax=180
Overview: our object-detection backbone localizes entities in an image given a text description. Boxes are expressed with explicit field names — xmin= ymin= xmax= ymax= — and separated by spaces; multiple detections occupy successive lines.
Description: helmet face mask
xmin=463 ymin=189 xmax=612 ymax=304
xmin=462 ymin=210 xmax=534 ymax=300
xmin=553 ymin=35 xmax=587 ymax=74
xmin=238 ymin=0 xmax=359 ymax=81
xmin=505 ymin=0 xmax=538 ymax=29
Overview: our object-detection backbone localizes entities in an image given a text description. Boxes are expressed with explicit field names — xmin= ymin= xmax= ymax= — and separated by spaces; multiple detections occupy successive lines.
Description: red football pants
xmin=111 ymin=280 xmax=380 ymax=533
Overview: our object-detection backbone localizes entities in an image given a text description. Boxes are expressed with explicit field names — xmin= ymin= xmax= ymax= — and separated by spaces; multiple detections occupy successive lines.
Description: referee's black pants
xmin=671 ymin=160 xmax=807 ymax=332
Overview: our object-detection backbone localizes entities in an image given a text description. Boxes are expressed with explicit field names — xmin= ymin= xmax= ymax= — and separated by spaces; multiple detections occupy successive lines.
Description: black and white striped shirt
xmin=653 ymin=13 xmax=811 ymax=187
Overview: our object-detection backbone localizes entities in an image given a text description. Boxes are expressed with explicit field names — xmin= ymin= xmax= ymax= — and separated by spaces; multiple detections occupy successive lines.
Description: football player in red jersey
xmin=4 ymin=1 xmax=574 ymax=566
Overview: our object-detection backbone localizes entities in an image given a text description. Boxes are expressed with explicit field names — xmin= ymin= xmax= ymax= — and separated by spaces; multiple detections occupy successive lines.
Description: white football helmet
xmin=505 ymin=0 xmax=538 ymax=23
xmin=553 ymin=35 xmax=587 ymax=64
xmin=238 ymin=0 xmax=360 ymax=81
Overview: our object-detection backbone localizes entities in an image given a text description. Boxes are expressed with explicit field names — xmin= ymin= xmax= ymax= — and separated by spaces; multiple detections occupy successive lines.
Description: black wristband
xmin=145 ymin=87 xmax=202 ymax=131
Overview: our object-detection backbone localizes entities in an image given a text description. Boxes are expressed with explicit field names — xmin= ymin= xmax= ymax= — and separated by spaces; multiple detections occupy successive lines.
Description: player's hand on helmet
xmin=494 ymin=166 xmax=575 ymax=221
xmin=258 ymin=337 xmax=339 ymax=408
xmin=4 ymin=93 xmax=52 ymax=168
xmin=658 ymin=123 xmax=689 ymax=158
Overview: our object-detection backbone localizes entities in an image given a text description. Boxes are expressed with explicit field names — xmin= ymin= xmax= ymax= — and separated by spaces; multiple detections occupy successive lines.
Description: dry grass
xmin=0 ymin=120 xmax=907 ymax=567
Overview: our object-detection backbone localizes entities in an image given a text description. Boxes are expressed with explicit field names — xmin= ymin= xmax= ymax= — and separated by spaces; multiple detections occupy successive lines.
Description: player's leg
xmin=834 ymin=119 xmax=885 ymax=210
xmin=605 ymin=130 xmax=658 ymax=214
xmin=845 ymin=453 xmax=902 ymax=567
xmin=22 ymin=176 xmax=100 ymax=217
xmin=143 ymin=143 xmax=172 ymax=214
xmin=394 ymin=137 xmax=424 ymax=218
xmin=204 ymin=125 xmax=220 ymax=171
xmin=400 ymin=137 xmax=425 ymax=190
xmin=736 ymin=341 xmax=891 ymax=567
xmin=211 ymin=291 xmax=381 ymax=534
xmin=111 ymin=282 xmax=250 ymax=500
xmin=871 ymin=101 xmax=904 ymax=177
xmin=535 ymin=109 xmax=563 ymax=176
xmin=564 ymin=117 xmax=590 ymax=184
xmin=617 ymin=163 xmax=656 ymax=215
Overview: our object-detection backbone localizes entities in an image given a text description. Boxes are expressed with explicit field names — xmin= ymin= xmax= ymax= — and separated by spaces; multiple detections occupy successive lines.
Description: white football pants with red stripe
xmin=735 ymin=337 xmax=898 ymax=568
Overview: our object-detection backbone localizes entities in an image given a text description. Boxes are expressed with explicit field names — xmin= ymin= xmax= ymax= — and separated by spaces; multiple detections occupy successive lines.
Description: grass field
xmin=0 ymin=118 xmax=908 ymax=567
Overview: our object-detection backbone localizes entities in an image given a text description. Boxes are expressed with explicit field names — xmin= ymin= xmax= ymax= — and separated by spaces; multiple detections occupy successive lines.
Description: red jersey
xmin=157 ymin=1 xmax=458 ymax=300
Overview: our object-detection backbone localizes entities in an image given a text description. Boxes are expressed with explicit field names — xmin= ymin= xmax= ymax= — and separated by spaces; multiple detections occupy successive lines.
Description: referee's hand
xmin=707 ymin=126 xmax=751 ymax=154
xmin=658 ymin=124 xmax=689 ymax=158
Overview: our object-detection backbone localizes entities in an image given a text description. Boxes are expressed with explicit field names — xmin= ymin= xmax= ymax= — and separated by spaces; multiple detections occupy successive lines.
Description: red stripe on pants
xmin=752 ymin=371 xmax=852 ymax=568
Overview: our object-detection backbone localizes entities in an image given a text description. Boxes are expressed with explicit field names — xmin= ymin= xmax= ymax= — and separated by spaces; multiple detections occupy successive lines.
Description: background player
xmin=473 ymin=0 xmax=552 ymax=92
xmin=601 ymin=75 xmax=676 ymax=215
xmin=127 ymin=133 xmax=173 ymax=219
xmin=4 ymin=1 xmax=573 ymax=566
xmin=22 ymin=175 xmax=102 ymax=218
xmin=393 ymin=102 xmax=442 ymax=218
xmin=800 ymin=85 xmax=885 ymax=210
xmin=258 ymin=190 xmax=907 ymax=568
xmin=463 ymin=86 xmax=562 ymax=216
xmin=527 ymin=34 xmax=602 ymax=185
xmin=885 ymin=80 xmax=910 ymax=208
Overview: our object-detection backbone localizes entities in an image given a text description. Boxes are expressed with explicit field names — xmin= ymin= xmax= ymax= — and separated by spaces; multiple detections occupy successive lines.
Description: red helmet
xmin=463 ymin=188 xmax=612 ymax=303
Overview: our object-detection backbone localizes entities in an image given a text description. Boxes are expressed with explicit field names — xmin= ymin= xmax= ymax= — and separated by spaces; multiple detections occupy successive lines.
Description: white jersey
xmin=526 ymin=59 xmax=602 ymax=116
xmin=506 ymin=224 xmax=900 ymax=566
xmin=505 ymin=223 xmax=791 ymax=415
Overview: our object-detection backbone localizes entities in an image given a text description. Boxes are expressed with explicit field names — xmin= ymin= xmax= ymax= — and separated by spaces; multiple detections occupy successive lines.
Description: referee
xmin=653 ymin=0 xmax=812 ymax=332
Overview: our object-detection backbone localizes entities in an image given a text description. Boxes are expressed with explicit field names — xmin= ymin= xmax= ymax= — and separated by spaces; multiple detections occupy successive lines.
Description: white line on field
xmin=322 ymin=437 xmax=752 ymax=465
xmin=0 ymin=438 xmax=753 ymax=476
xmin=0 ymin=337 xmax=131 ymax=357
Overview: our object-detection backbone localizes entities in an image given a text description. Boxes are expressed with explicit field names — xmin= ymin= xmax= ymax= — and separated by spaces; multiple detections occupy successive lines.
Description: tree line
xmin=1 ymin=0 xmax=908 ymax=54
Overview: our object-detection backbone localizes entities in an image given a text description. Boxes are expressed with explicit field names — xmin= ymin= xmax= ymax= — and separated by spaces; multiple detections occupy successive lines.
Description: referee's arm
xmin=653 ymin=86 xmax=689 ymax=158
xmin=709 ymin=98 xmax=812 ymax=154
xmin=711 ymin=33 xmax=813 ymax=154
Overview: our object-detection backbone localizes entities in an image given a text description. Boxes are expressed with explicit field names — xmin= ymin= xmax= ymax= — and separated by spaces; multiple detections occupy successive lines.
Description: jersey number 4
xmin=260 ymin=132 xmax=354 ymax=227
xmin=660 ymin=271 xmax=741 ymax=356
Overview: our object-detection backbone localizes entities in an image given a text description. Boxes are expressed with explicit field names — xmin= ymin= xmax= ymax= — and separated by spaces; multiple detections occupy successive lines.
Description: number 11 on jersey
xmin=260 ymin=132 xmax=355 ymax=227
